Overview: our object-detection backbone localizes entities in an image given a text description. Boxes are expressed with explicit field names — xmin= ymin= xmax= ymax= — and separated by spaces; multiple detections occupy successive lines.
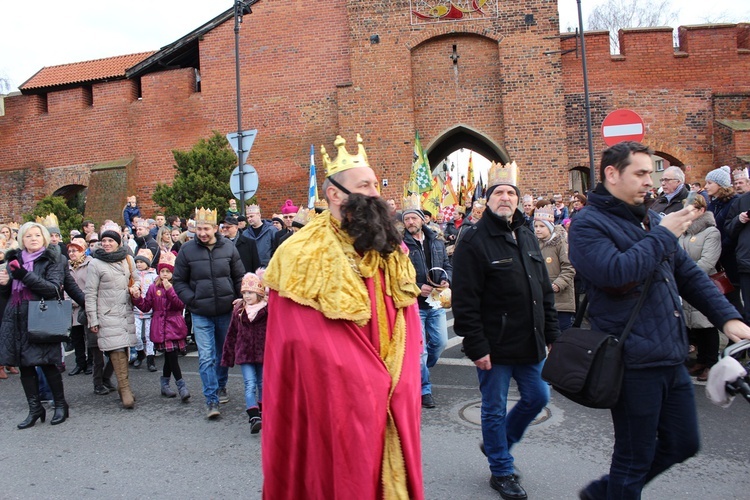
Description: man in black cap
xmin=223 ymin=216 xmax=261 ymax=274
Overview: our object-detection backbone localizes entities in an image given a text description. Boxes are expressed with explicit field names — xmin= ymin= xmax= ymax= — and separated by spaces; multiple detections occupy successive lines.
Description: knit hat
xmin=100 ymin=230 xmax=121 ymax=245
xmin=136 ymin=248 xmax=154 ymax=265
xmin=66 ymin=241 xmax=86 ymax=253
xmin=534 ymin=206 xmax=555 ymax=234
xmin=401 ymin=193 xmax=425 ymax=221
xmin=157 ymin=251 xmax=176 ymax=273
xmin=271 ymin=216 xmax=284 ymax=227
xmin=706 ymin=166 xmax=731 ymax=188
xmin=134 ymin=255 xmax=151 ymax=267
xmin=241 ymin=272 xmax=265 ymax=296
xmin=280 ymin=200 xmax=298 ymax=215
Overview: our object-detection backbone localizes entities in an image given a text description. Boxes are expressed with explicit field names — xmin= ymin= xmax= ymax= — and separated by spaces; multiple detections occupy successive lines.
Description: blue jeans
xmin=477 ymin=360 xmax=549 ymax=476
xmin=419 ymin=308 xmax=448 ymax=395
xmin=240 ymin=363 xmax=263 ymax=409
xmin=192 ymin=313 xmax=231 ymax=405
xmin=581 ymin=365 xmax=699 ymax=499
xmin=557 ymin=311 xmax=575 ymax=332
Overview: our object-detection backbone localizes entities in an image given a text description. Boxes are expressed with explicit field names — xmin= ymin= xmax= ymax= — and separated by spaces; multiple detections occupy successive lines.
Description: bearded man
xmin=262 ymin=135 xmax=424 ymax=499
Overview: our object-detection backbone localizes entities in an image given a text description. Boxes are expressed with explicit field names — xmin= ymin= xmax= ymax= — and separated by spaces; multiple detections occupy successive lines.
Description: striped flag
xmin=307 ymin=144 xmax=318 ymax=209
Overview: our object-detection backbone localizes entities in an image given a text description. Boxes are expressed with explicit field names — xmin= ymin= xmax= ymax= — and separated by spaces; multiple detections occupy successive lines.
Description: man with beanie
xmin=651 ymin=166 xmax=689 ymax=215
xmin=452 ymin=161 xmax=560 ymax=500
xmin=570 ymin=142 xmax=750 ymax=499
xmin=402 ymin=201 xmax=452 ymax=409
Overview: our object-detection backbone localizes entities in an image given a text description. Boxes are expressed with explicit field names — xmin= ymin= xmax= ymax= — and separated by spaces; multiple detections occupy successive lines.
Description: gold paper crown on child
xmin=313 ymin=198 xmax=328 ymax=210
xmin=194 ymin=208 xmax=217 ymax=225
xmin=534 ymin=205 xmax=555 ymax=223
xmin=402 ymin=193 xmax=422 ymax=212
xmin=321 ymin=134 xmax=369 ymax=177
xmin=241 ymin=273 xmax=265 ymax=296
xmin=158 ymin=250 xmax=176 ymax=269
xmin=473 ymin=198 xmax=487 ymax=208
xmin=35 ymin=213 xmax=59 ymax=228
xmin=488 ymin=161 xmax=519 ymax=188
xmin=7 ymin=222 xmax=20 ymax=230
xmin=246 ymin=204 xmax=260 ymax=213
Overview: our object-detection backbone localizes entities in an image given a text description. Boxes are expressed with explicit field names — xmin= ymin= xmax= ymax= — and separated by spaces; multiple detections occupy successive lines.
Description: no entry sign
xmin=601 ymin=109 xmax=645 ymax=146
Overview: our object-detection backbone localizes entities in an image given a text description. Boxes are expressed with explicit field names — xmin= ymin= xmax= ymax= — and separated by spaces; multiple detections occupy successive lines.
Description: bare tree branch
xmin=587 ymin=0 xmax=679 ymax=54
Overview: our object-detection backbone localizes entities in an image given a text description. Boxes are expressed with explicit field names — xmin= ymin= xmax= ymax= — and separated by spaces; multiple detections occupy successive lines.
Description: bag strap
xmin=572 ymin=275 xmax=654 ymax=340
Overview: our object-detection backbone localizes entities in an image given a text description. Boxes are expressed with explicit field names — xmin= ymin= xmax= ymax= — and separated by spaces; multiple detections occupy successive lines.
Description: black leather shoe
xmin=94 ymin=385 xmax=110 ymax=395
xmin=421 ymin=393 xmax=436 ymax=408
xmin=68 ymin=365 xmax=84 ymax=376
xmin=490 ymin=475 xmax=527 ymax=500
xmin=84 ymin=364 xmax=93 ymax=375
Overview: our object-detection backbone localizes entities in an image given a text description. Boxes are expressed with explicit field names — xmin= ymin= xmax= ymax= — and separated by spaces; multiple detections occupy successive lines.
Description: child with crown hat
xmin=130 ymin=251 xmax=190 ymax=401
xmin=220 ymin=270 xmax=268 ymax=433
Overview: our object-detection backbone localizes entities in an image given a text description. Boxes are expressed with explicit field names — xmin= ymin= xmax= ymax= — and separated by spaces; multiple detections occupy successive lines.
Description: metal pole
xmin=577 ymin=0 xmax=596 ymax=189
xmin=234 ymin=1 xmax=245 ymax=209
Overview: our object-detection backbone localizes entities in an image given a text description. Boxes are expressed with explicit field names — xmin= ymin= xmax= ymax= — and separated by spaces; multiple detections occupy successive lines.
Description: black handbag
xmin=27 ymin=289 xmax=73 ymax=343
xmin=541 ymin=276 xmax=652 ymax=409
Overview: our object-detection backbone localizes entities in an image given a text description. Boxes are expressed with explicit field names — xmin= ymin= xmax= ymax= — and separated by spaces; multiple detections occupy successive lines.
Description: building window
xmin=83 ymin=85 xmax=93 ymax=107
xmin=654 ymin=158 xmax=664 ymax=172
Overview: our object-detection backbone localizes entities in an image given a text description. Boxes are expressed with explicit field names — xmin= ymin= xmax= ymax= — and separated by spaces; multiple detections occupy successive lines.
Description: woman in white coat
xmin=85 ymin=229 xmax=138 ymax=408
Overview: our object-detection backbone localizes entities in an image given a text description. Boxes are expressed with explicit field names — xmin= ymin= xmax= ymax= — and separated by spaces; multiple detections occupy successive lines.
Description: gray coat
xmin=85 ymin=254 xmax=138 ymax=351
xmin=0 ymin=248 xmax=66 ymax=367
xmin=678 ymin=211 xmax=722 ymax=329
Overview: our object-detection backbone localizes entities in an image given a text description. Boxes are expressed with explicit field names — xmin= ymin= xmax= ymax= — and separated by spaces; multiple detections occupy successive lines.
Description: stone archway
xmin=52 ymin=184 xmax=88 ymax=215
xmin=425 ymin=124 xmax=509 ymax=168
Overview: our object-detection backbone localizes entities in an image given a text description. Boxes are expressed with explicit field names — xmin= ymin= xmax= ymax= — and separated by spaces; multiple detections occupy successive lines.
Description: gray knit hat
xmin=706 ymin=166 xmax=732 ymax=188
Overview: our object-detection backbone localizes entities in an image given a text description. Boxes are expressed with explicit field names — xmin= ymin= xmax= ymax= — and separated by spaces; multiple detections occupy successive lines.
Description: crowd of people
xmin=2 ymin=136 xmax=750 ymax=499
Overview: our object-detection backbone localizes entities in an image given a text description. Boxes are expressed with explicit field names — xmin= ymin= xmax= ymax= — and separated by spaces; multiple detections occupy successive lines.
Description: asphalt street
xmin=1 ymin=318 xmax=749 ymax=499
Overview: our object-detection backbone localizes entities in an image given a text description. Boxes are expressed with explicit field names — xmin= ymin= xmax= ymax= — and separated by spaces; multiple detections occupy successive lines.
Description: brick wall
xmin=1 ymin=5 xmax=749 ymax=222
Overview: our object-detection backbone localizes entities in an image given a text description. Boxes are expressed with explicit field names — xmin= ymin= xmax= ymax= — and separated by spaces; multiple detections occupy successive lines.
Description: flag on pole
xmin=307 ymin=145 xmax=318 ymax=209
xmin=466 ymin=152 xmax=476 ymax=200
xmin=459 ymin=175 xmax=468 ymax=206
xmin=422 ymin=174 xmax=443 ymax=216
xmin=442 ymin=170 xmax=458 ymax=207
xmin=410 ymin=131 xmax=432 ymax=194
xmin=474 ymin=171 xmax=485 ymax=202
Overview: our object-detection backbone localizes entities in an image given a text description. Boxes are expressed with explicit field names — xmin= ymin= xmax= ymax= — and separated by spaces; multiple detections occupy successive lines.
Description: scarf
xmin=243 ymin=299 xmax=267 ymax=321
xmin=70 ymin=253 xmax=87 ymax=270
xmin=11 ymin=248 xmax=46 ymax=305
xmin=93 ymin=246 xmax=129 ymax=263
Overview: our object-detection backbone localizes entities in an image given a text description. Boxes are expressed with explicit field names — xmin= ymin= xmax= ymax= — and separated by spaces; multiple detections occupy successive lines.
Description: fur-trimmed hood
xmin=683 ymin=210 xmax=716 ymax=236
xmin=538 ymin=225 xmax=567 ymax=249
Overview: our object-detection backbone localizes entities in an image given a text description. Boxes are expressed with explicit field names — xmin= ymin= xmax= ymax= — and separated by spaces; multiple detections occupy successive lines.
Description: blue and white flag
xmin=308 ymin=144 xmax=318 ymax=209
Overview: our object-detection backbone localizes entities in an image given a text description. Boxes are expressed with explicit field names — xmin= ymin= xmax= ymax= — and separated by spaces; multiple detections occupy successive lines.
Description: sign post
xmin=601 ymin=109 xmax=645 ymax=146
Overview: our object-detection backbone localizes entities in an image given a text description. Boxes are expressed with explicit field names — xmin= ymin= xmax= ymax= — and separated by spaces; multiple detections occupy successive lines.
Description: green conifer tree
xmin=24 ymin=195 xmax=84 ymax=239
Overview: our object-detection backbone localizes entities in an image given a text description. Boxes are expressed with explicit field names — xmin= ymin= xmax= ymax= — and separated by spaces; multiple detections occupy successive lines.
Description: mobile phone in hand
xmin=684 ymin=191 xmax=697 ymax=207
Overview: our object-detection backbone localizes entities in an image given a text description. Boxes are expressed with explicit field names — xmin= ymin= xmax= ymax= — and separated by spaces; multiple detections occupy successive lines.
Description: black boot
xmin=44 ymin=365 xmax=69 ymax=425
xmin=146 ymin=355 xmax=157 ymax=372
xmin=247 ymin=407 xmax=261 ymax=434
xmin=18 ymin=369 xmax=46 ymax=429
xmin=133 ymin=350 xmax=146 ymax=368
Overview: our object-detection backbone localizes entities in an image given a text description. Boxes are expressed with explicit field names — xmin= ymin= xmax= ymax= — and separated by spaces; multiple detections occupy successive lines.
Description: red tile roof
xmin=20 ymin=51 xmax=156 ymax=90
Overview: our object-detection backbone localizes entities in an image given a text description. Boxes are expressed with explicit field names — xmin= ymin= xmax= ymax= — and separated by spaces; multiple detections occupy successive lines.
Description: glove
xmin=8 ymin=260 xmax=27 ymax=280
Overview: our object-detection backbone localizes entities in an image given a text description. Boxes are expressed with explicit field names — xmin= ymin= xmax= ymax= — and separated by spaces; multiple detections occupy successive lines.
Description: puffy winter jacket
xmin=131 ymin=282 xmax=187 ymax=344
xmin=172 ymin=234 xmax=244 ymax=316
xmin=0 ymin=248 xmax=66 ymax=367
xmin=85 ymin=254 xmax=138 ymax=351
xmin=568 ymin=185 xmax=741 ymax=369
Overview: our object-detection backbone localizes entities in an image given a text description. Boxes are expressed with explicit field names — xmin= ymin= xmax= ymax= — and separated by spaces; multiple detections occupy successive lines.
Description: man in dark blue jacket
xmin=570 ymin=141 xmax=750 ymax=499
xmin=452 ymin=162 xmax=560 ymax=500
xmin=173 ymin=209 xmax=244 ymax=419
xmin=402 ymin=204 xmax=452 ymax=409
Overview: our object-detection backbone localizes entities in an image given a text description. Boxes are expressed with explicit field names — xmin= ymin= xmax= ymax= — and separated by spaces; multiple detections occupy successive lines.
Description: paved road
xmin=1 ymin=319 xmax=749 ymax=499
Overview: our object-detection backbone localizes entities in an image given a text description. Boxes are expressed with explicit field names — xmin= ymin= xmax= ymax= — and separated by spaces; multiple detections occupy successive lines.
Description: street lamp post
xmin=576 ymin=0 xmax=596 ymax=188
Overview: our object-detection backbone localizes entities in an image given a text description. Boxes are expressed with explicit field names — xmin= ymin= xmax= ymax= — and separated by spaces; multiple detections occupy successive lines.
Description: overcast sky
xmin=1 ymin=1 xmax=747 ymax=93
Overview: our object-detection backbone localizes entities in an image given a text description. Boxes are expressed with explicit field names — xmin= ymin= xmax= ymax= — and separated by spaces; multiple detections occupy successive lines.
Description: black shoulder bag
xmin=27 ymin=287 xmax=73 ymax=343
xmin=541 ymin=276 xmax=653 ymax=409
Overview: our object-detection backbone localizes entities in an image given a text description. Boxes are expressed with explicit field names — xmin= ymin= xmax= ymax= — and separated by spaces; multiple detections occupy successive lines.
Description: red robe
xmin=262 ymin=274 xmax=424 ymax=499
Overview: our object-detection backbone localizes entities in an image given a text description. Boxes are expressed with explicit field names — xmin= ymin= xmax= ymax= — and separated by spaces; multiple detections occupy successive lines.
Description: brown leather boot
xmin=110 ymin=351 xmax=135 ymax=409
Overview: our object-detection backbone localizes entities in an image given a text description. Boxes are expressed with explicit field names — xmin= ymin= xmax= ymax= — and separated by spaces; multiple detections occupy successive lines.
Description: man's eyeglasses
xmin=660 ymin=178 xmax=678 ymax=183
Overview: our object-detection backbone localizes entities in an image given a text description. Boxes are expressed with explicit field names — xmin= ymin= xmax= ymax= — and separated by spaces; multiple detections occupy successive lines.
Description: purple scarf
xmin=11 ymin=248 xmax=45 ymax=305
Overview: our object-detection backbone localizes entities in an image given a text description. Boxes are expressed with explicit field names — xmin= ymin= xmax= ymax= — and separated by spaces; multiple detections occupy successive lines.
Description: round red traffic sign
xmin=601 ymin=109 xmax=645 ymax=146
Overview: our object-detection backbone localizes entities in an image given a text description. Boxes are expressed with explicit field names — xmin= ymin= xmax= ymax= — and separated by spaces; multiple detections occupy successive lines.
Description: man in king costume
xmin=262 ymin=134 xmax=424 ymax=499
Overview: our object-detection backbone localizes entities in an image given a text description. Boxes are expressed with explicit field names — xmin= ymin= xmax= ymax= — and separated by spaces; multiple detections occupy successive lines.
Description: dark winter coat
xmin=568 ymin=185 xmax=741 ymax=369
xmin=123 ymin=205 xmax=141 ymax=230
xmin=723 ymin=192 xmax=750 ymax=274
xmin=650 ymin=185 xmax=689 ymax=215
xmin=131 ymin=282 xmax=187 ymax=345
xmin=242 ymin=220 xmax=278 ymax=266
xmin=709 ymin=193 xmax=739 ymax=280
xmin=172 ymin=234 xmax=244 ymax=317
xmin=221 ymin=302 xmax=267 ymax=366
xmin=0 ymin=248 xmax=67 ymax=367
xmin=452 ymin=209 xmax=560 ymax=365
xmin=403 ymin=225 xmax=453 ymax=310
xmin=233 ymin=234 xmax=262 ymax=274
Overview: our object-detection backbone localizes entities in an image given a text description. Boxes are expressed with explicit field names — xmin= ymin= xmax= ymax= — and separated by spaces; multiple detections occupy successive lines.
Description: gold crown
xmin=7 ymin=222 xmax=20 ymax=230
xmin=246 ymin=204 xmax=260 ymax=214
xmin=158 ymin=250 xmax=176 ymax=268
xmin=35 ymin=213 xmax=59 ymax=228
xmin=241 ymin=273 xmax=265 ymax=295
xmin=534 ymin=205 xmax=555 ymax=223
xmin=321 ymin=134 xmax=369 ymax=177
xmin=292 ymin=208 xmax=311 ymax=227
xmin=402 ymin=193 xmax=422 ymax=212
xmin=194 ymin=207 xmax=218 ymax=225
xmin=488 ymin=161 xmax=519 ymax=188
xmin=473 ymin=198 xmax=487 ymax=208
xmin=733 ymin=169 xmax=748 ymax=180
xmin=313 ymin=198 xmax=328 ymax=210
